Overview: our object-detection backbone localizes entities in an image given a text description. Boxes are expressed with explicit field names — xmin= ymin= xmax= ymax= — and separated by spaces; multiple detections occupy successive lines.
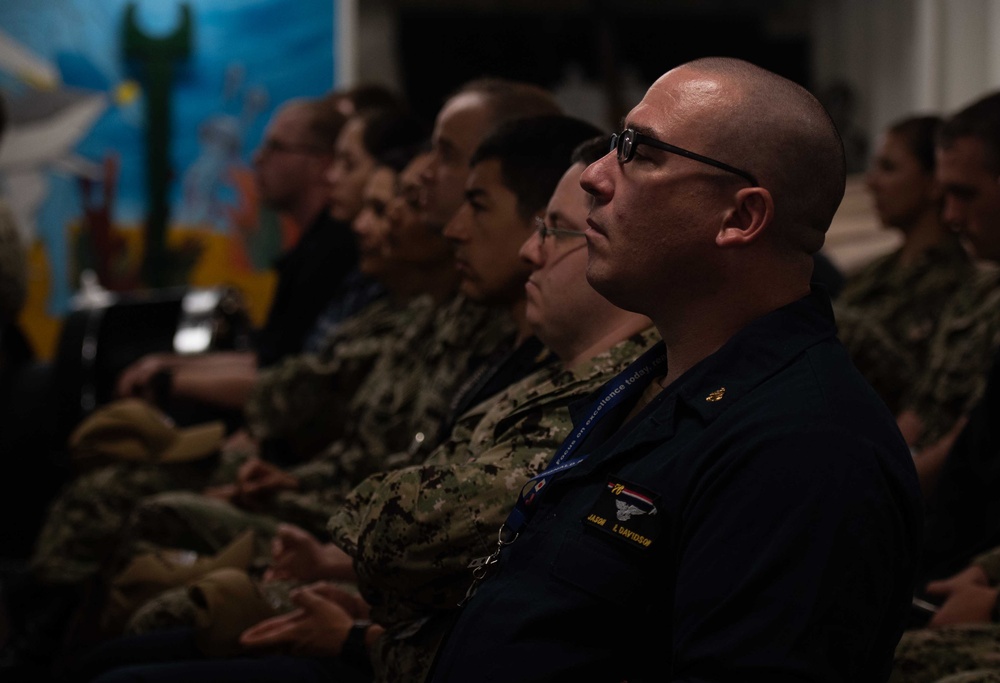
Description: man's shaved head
xmin=675 ymin=58 xmax=846 ymax=254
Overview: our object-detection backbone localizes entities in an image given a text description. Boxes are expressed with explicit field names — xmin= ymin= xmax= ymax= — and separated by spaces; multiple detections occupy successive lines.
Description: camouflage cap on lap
xmin=69 ymin=398 xmax=225 ymax=466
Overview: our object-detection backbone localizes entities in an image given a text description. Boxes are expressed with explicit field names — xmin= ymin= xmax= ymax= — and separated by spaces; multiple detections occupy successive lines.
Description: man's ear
xmin=716 ymin=187 xmax=774 ymax=247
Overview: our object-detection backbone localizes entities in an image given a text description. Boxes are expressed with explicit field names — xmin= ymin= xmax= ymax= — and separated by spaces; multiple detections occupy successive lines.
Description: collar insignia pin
xmin=705 ymin=387 xmax=726 ymax=402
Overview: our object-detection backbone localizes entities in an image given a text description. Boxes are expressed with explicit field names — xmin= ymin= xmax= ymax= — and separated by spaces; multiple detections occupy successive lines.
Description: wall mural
xmin=0 ymin=0 xmax=335 ymax=357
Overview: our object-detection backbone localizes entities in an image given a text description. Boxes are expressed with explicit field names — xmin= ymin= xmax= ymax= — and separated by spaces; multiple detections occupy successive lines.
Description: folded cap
xmin=190 ymin=567 xmax=282 ymax=658
xmin=101 ymin=529 xmax=258 ymax=635
xmin=69 ymin=398 xmax=225 ymax=464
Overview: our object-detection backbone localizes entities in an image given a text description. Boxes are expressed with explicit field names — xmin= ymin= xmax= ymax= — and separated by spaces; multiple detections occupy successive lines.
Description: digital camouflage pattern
xmin=29 ymin=457 xmax=230 ymax=585
xmin=834 ymin=238 xmax=973 ymax=415
xmin=79 ymin=294 xmax=512 ymax=597
xmin=28 ymin=292 xmax=501 ymax=588
xmin=902 ymin=267 xmax=1000 ymax=449
xmin=891 ymin=624 xmax=1000 ymax=683
xmin=328 ymin=326 xmax=661 ymax=683
xmin=110 ymin=295 xmax=518 ymax=570
xmin=937 ymin=673 xmax=1000 ymax=683
xmin=888 ymin=537 xmax=1000 ymax=683
xmin=284 ymin=292 xmax=515 ymax=494
xmin=114 ymin=327 xmax=659 ymax=675
xmin=244 ymin=294 xmax=438 ymax=462
xmin=974 ymin=545 xmax=1000 ymax=583
xmin=28 ymin=292 xmax=417 ymax=586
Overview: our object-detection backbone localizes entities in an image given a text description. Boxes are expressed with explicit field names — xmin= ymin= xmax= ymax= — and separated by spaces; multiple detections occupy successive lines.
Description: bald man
xmin=420 ymin=76 xmax=562 ymax=227
xmin=427 ymin=58 xmax=922 ymax=683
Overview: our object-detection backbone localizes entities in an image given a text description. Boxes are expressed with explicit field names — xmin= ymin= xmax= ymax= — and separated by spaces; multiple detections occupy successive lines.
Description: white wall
xmin=812 ymin=0 xmax=1000 ymax=141
xmin=810 ymin=0 xmax=1000 ymax=273
xmin=335 ymin=0 xmax=401 ymax=92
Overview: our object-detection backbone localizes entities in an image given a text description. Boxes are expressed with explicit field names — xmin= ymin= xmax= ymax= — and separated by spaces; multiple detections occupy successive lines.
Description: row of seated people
xmin=3 ymin=59 xmax=1000 ymax=682
xmin=835 ymin=102 xmax=1000 ymax=682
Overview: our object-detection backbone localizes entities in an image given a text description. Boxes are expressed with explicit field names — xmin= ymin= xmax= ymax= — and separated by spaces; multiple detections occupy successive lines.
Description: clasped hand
xmin=239 ymin=581 xmax=367 ymax=656
xmin=925 ymin=564 xmax=999 ymax=627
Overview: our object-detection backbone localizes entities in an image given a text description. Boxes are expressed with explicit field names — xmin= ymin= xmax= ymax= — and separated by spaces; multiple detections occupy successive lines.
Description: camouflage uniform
xmin=889 ymin=543 xmax=1000 ymax=683
xmin=834 ymin=239 xmax=973 ymax=415
xmin=106 ymin=295 xmax=513 ymax=572
xmin=119 ymin=327 xmax=658 ymax=665
xmin=937 ymin=673 xmax=1000 ymax=683
xmin=293 ymin=292 xmax=516 ymax=487
xmin=891 ymin=626 xmax=1000 ymax=683
xmin=29 ymin=458 xmax=229 ymax=585
xmin=29 ymin=293 xmax=496 ymax=587
xmin=244 ymin=294 xmax=437 ymax=463
xmin=903 ymin=267 xmax=1000 ymax=449
xmin=973 ymin=545 xmax=1000 ymax=582
xmin=329 ymin=327 xmax=661 ymax=683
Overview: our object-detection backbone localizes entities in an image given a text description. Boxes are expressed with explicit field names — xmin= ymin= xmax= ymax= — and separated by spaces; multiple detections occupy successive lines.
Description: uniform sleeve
xmin=973 ymin=546 xmax=1000 ymax=584
xmin=328 ymin=417 xmax=563 ymax=614
xmin=670 ymin=429 xmax=917 ymax=682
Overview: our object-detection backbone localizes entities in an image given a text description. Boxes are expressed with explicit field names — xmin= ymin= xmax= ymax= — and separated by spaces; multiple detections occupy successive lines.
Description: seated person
xmin=6 ymin=140 xmax=459 ymax=677
xmin=98 ymin=115 xmax=603 ymax=626
xmin=10 ymin=102 xmax=578 ymax=680
xmin=425 ymin=57 xmax=919 ymax=683
xmin=835 ymin=114 xmax=974 ymax=415
xmin=72 ymin=135 xmax=661 ymax=683
xmin=114 ymin=96 xmax=425 ymax=426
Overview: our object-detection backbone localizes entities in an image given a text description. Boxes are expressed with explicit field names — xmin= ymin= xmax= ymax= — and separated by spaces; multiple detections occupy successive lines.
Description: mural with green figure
xmin=123 ymin=2 xmax=193 ymax=288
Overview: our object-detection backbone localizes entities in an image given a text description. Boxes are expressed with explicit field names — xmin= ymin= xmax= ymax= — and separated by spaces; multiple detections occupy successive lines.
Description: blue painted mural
xmin=0 ymin=0 xmax=335 ymax=328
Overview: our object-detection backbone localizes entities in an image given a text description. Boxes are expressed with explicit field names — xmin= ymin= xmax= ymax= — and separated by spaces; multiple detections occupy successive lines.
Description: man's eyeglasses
xmin=609 ymin=128 xmax=758 ymax=186
xmin=258 ymin=139 xmax=328 ymax=156
xmin=534 ymin=216 xmax=587 ymax=244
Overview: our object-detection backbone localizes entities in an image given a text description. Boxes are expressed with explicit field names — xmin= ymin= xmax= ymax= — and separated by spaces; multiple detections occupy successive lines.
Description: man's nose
xmin=518 ymin=229 xmax=544 ymax=266
xmin=579 ymin=153 xmax=615 ymax=201
xmin=941 ymin=194 xmax=966 ymax=230
xmin=442 ymin=204 xmax=470 ymax=241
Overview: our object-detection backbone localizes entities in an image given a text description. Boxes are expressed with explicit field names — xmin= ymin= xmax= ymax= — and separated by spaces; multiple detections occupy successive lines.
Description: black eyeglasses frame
xmin=609 ymin=128 xmax=758 ymax=186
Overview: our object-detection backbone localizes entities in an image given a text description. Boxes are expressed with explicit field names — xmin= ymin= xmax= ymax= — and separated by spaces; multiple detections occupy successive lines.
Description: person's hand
xmin=234 ymin=457 xmax=299 ymax=510
xmin=912 ymin=415 xmax=970 ymax=498
xmin=201 ymin=483 xmax=239 ymax=503
xmin=223 ymin=429 xmax=259 ymax=457
xmin=115 ymin=353 xmax=174 ymax=400
xmin=264 ymin=524 xmax=355 ymax=583
xmin=238 ymin=581 xmax=366 ymax=656
xmin=896 ymin=409 xmax=925 ymax=447
xmin=306 ymin=581 xmax=370 ymax=618
xmin=926 ymin=565 xmax=998 ymax=626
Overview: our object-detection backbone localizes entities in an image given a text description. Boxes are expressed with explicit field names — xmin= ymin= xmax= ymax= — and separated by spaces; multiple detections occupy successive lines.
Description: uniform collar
xmin=568 ymin=288 xmax=837 ymax=470
xmin=671 ymin=287 xmax=837 ymax=424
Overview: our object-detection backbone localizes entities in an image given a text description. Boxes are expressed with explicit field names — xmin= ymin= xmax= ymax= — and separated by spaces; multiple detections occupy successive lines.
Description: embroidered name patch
xmin=583 ymin=477 xmax=660 ymax=550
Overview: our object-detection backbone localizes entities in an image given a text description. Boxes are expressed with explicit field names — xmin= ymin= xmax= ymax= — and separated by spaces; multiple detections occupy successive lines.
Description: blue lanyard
xmin=462 ymin=341 xmax=666 ymax=603
xmin=502 ymin=341 xmax=667 ymax=539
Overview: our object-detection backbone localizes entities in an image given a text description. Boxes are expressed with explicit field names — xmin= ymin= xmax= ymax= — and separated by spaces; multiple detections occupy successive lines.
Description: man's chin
xmin=458 ymin=280 xmax=481 ymax=301
xmin=585 ymin=262 xmax=609 ymax=293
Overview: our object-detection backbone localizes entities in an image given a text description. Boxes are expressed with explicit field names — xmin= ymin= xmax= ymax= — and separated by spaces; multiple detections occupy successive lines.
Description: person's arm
xmin=922 ymin=545 xmax=1000 ymax=627
xmin=239 ymin=581 xmax=383 ymax=659
xmin=263 ymin=523 xmax=355 ymax=583
xmin=896 ymin=408 xmax=925 ymax=447
xmin=328 ymin=423 xmax=559 ymax=611
xmin=168 ymin=355 xmax=260 ymax=410
xmin=668 ymin=430 xmax=918 ymax=682
xmin=116 ymin=351 xmax=184 ymax=398
xmin=116 ymin=350 xmax=258 ymax=407
xmin=231 ymin=458 xmax=301 ymax=510
xmin=911 ymin=415 xmax=969 ymax=499
xmin=925 ymin=564 xmax=998 ymax=626
xmin=327 ymin=356 xmax=630 ymax=611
